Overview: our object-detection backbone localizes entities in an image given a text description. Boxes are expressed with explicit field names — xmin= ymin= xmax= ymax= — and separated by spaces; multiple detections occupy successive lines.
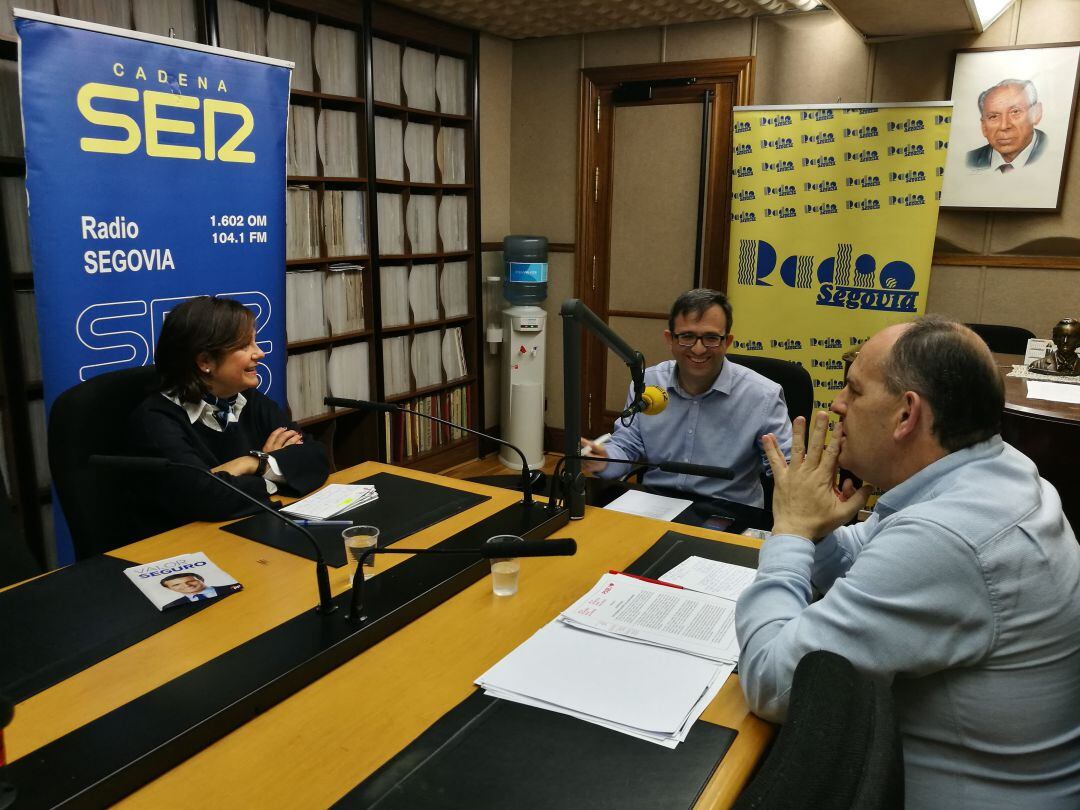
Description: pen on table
xmin=609 ymin=570 xmax=683 ymax=589
xmin=294 ymin=519 xmax=353 ymax=526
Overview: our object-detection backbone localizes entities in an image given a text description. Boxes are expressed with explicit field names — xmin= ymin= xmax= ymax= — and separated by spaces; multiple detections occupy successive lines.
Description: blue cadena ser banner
xmin=16 ymin=11 xmax=292 ymax=563
xmin=16 ymin=11 xmax=291 ymax=413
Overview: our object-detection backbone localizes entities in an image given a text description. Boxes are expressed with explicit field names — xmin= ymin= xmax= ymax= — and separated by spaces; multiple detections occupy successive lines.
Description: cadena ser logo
xmin=736 ymin=239 xmax=919 ymax=313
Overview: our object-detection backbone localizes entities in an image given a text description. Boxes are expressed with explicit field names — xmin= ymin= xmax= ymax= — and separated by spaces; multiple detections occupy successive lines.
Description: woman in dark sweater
xmin=129 ymin=296 xmax=329 ymax=531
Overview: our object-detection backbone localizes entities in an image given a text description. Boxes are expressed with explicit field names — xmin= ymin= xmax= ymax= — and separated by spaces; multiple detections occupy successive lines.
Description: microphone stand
xmin=546 ymin=454 xmax=735 ymax=513
xmin=89 ymin=456 xmax=337 ymax=615
xmin=325 ymin=397 xmax=534 ymax=506
xmin=560 ymin=299 xmax=650 ymax=520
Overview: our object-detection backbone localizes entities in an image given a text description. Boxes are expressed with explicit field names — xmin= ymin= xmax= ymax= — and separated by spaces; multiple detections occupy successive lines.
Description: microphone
xmin=548 ymin=453 xmax=735 ymax=511
xmin=325 ymin=396 xmax=536 ymax=505
xmin=89 ymin=455 xmax=337 ymax=615
xmin=623 ymin=385 xmax=668 ymax=418
xmin=344 ymin=537 xmax=577 ymax=620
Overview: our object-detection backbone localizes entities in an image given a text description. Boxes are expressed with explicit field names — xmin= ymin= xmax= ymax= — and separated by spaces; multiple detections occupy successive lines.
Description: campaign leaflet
xmin=124 ymin=552 xmax=242 ymax=611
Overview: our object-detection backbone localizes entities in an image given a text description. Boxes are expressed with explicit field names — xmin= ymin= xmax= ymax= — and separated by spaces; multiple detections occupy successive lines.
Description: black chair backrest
xmin=48 ymin=365 xmax=161 ymax=559
xmin=0 ymin=468 xmax=42 ymax=587
xmin=965 ymin=323 xmax=1035 ymax=355
xmin=732 ymin=650 xmax=904 ymax=810
xmin=728 ymin=353 xmax=814 ymax=425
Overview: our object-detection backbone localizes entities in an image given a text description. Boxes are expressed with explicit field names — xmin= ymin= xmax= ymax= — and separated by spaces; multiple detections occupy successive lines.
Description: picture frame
xmin=940 ymin=42 xmax=1080 ymax=211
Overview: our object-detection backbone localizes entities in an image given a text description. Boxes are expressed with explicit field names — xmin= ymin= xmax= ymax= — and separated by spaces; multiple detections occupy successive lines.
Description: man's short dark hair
xmin=155 ymin=296 xmax=256 ymax=403
xmin=668 ymin=289 xmax=733 ymax=333
xmin=160 ymin=572 xmax=205 ymax=588
xmin=882 ymin=316 xmax=1004 ymax=453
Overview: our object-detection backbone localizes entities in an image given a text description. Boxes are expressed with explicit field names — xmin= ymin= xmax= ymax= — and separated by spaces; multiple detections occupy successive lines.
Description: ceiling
xmin=386 ymin=0 xmax=1015 ymax=41
xmin=385 ymin=0 xmax=822 ymax=40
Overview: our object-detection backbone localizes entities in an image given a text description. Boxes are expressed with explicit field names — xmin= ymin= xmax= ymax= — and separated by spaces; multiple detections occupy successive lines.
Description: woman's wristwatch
xmin=248 ymin=450 xmax=271 ymax=476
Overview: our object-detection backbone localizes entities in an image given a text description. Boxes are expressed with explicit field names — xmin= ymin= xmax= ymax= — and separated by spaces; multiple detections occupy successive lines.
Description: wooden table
xmin=995 ymin=354 xmax=1080 ymax=528
xmin=5 ymin=462 xmax=773 ymax=808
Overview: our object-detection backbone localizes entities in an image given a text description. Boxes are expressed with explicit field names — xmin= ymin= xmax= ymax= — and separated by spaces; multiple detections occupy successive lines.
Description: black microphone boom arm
xmin=89 ymin=455 xmax=337 ymax=615
xmin=324 ymin=397 xmax=534 ymax=505
xmin=560 ymin=299 xmax=650 ymax=519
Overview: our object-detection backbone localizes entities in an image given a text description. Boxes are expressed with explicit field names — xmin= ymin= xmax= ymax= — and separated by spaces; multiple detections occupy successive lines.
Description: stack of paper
xmin=282 ymin=483 xmax=377 ymax=520
xmin=476 ymin=571 xmax=748 ymax=747
xmin=604 ymin=490 xmax=692 ymax=522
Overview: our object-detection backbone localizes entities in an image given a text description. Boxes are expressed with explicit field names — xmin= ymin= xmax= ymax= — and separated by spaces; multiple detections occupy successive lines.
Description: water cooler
xmin=497 ymin=235 xmax=547 ymax=471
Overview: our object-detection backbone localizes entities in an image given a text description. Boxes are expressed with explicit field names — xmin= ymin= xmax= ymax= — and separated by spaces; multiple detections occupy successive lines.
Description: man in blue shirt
xmin=738 ymin=317 xmax=1080 ymax=806
xmin=583 ymin=289 xmax=791 ymax=508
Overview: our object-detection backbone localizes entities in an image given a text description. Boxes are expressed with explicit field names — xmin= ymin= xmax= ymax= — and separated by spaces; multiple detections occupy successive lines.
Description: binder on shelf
xmin=441 ymin=327 xmax=467 ymax=381
xmin=380 ymin=265 xmax=411 ymax=328
xmin=438 ymin=195 xmax=468 ymax=252
xmin=14 ymin=290 xmax=41 ymax=381
xmin=406 ymin=195 xmax=437 ymax=254
xmin=286 ymin=186 xmax=319 ymax=260
xmin=314 ymin=23 xmax=358 ymax=96
xmin=382 ymin=335 xmax=412 ymax=397
xmin=0 ymin=61 xmax=23 ymax=157
xmin=29 ymin=399 xmax=48 ymax=488
xmin=323 ymin=190 xmax=366 ymax=257
xmin=411 ymin=330 xmax=443 ymax=390
xmin=435 ymin=54 xmax=466 ymax=115
xmin=324 ymin=265 xmax=365 ymax=334
xmin=401 ymin=46 xmax=437 ymax=111
xmin=286 ymin=350 xmax=329 ymax=421
xmin=317 ymin=110 xmax=360 ymax=178
xmin=327 ymin=342 xmax=370 ymax=403
xmin=268 ymin=12 xmax=313 ymax=91
xmin=216 ymin=0 xmax=267 ymax=56
xmin=437 ymin=126 xmax=466 ymax=185
xmin=408 ymin=264 xmax=439 ymax=323
xmin=132 ymin=0 xmax=199 ymax=40
xmin=376 ymin=192 xmax=404 ymax=254
xmin=375 ymin=116 xmax=404 ymax=181
xmin=372 ymin=38 xmax=401 ymax=104
xmin=404 ymin=122 xmax=435 ymax=183
xmin=439 ymin=261 xmax=468 ymax=318
xmin=286 ymin=269 xmax=328 ymax=343
xmin=287 ymin=105 xmax=317 ymax=177
xmin=2 ymin=177 xmax=32 ymax=276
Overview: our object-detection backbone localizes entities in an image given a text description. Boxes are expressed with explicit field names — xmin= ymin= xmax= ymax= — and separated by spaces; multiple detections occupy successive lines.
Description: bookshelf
xmin=0 ymin=0 xmax=484 ymax=565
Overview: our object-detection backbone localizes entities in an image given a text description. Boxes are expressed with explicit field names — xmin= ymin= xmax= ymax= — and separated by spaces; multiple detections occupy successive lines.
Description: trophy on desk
xmin=1028 ymin=318 xmax=1080 ymax=376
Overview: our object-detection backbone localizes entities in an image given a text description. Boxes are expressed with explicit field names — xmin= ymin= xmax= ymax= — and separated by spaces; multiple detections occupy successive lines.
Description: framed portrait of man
xmin=940 ymin=43 xmax=1080 ymax=211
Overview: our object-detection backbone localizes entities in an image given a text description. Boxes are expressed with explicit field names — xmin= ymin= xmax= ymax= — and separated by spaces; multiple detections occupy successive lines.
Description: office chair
xmin=728 ymin=353 xmax=814 ymax=426
xmin=965 ymin=323 xmax=1036 ymax=355
xmin=0 ymin=468 xmax=42 ymax=587
xmin=732 ymin=650 xmax=904 ymax=810
xmin=48 ymin=364 xmax=161 ymax=559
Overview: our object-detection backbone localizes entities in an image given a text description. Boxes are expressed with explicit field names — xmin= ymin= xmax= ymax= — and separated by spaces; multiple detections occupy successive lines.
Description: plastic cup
xmin=488 ymin=534 xmax=523 ymax=596
xmin=342 ymin=525 xmax=379 ymax=582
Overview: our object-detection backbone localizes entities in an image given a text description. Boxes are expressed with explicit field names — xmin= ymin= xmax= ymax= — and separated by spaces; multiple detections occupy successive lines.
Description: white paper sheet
xmin=603 ymin=490 xmax=693 ymax=521
xmin=281 ymin=484 xmax=377 ymax=519
xmin=559 ymin=573 xmax=740 ymax=663
xmin=660 ymin=555 xmax=757 ymax=601
xmin=475 ymin=621 xmax=728 ymax=740
xmin=1026 ymin=380 xmax=1080 ymax=404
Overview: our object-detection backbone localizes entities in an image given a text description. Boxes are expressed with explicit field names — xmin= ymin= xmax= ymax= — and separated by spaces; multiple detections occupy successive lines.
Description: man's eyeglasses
xmin=674 ymin=332 xmax=726 ymax=349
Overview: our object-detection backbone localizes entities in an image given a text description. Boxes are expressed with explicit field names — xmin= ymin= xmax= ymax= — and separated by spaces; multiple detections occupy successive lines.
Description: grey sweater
xmin=736 ymin=436 xmax=1080 ymax=808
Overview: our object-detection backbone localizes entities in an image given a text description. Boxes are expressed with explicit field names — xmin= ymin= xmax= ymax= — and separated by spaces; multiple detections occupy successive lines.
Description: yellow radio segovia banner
xmin=726 ymin=103 xmax=952 ymax=421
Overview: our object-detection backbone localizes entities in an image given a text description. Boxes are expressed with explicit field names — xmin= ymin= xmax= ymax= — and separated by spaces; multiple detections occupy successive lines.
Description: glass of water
xmin=342 ymin=525 xmax=379 ymax=582
xmin=488 ymin=534 xmax=523 ymax=596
